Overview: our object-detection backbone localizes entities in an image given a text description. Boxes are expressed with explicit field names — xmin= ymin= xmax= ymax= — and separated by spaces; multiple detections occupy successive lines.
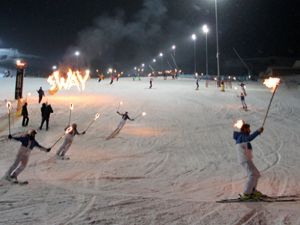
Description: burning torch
xmin=84 ymin=113 xmax=101 ymax=133
xmin=117 ymin=101 xmax=123 ymax=111
xmin=6 ymin=101 xmax=12 ymax=135
xmin=234 ymin=120 xmax=244 ymax=129
xmin=68 ymin=103 xmax=74 ymax=125
xmin=262 ymin=77 xmax=281 ymax=127
xmin=134 ymin=112 xmax=147 ymax=120
xmin=50 ymin=126 xmax=73 ymax=149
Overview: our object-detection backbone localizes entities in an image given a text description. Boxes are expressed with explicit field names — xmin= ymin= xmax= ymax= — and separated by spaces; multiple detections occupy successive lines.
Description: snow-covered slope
xmin=0 ymin=77 xmax=299 ymax=224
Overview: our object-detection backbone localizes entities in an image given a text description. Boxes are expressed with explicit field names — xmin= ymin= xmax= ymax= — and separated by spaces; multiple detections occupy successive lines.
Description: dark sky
xmin=0 ymin=0 xmax=299 ymax=74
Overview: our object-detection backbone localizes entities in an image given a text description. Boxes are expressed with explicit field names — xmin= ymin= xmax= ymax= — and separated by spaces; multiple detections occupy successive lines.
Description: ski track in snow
xmin=0 ymin=77 xmax=300 ymax=224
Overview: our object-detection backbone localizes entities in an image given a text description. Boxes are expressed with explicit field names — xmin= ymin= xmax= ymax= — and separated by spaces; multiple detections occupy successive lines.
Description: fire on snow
xmin=47 ymin=69 xmax=90 ymax=94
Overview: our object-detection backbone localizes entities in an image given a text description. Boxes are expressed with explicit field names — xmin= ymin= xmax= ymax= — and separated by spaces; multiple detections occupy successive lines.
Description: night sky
xmin=0 ymin=0 xmax=299 ymax=74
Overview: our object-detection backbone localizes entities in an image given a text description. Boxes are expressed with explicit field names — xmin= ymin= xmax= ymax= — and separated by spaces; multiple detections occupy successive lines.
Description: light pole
xmin=214 ymin=0 xmax=220 ymax=79
xmin=191 ymin=34 xmax=197 ymax=75
xmin=172 ymin=45 xmax=176 ymax=57
xmin=159 ymin=52 xmax=163 ymax=72
xmin=75 ymin=51 xmax=80 ymax=70
xmin=202 ymin=25 xmax=209 ymax=75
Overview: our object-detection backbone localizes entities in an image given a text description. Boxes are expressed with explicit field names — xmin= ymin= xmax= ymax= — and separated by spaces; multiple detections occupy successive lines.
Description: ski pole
xmin=84 ymin=113 xmax=100 ymax=132
xmin=6 ymin=101 xmax=12 ymax=135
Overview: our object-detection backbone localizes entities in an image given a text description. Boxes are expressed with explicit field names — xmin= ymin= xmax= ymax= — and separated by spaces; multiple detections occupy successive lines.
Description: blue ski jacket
xmin=233 ymin=130 xmax=261 ymax=163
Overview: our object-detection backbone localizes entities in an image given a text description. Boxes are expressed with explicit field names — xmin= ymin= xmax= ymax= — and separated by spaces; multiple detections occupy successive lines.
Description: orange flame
xmin=70 ymin=104 xmax=74 ymax=111
xmin=6 ymin=101 xmax=12 ymax=112
xmin=47 ymin=69 xmax=90 ymax=94
xmin=94 ymin=113 xmax=100 ymax=120
xmin=234 ymin=120 xmax=244 ymax=129
xmin=65 ymin=126 xmax=73 ymax=134
xmin=263 ymin=77 xmax=280 ymax=92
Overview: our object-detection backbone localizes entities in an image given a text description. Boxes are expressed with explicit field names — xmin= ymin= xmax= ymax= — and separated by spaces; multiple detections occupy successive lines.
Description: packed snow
xmin=0 ymin=76 xmax=300 ymax=225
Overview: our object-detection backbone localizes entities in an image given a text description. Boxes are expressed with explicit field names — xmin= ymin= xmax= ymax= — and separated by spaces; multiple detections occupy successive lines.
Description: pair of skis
xmin=217 ymin=195 xmax=299 ymax=203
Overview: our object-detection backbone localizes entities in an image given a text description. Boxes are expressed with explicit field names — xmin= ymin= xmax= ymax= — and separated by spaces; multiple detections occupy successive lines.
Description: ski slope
xmin=0 ymin=77 xmax=300 ymax=225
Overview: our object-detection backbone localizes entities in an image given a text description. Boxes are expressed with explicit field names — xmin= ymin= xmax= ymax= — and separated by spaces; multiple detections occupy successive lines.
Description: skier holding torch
xmin=233 ymin=120 xmax=264 ymax=200
xmin=56 ymin=123 xmax=85 ymax=160
xmin=4 ymin=129 xmax=51 ymax=184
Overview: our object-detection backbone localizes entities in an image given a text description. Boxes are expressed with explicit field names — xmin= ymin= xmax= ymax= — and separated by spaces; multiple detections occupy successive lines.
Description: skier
xmin=21 ymin=102 xmax=29 ymax=127
xmin=4 ymin=129 xmax=51 ymax=183
xmin=240 ymin=83 xmax=247 ymax=96
xmin=149 ymin=77 xmax=153 ymax=89
xmin=195 ymin=77 xmax=199 ymax=90
xmin=220 ymin=80 xmax=225 ymax=92
xmin=110 ymin=75 xmax=115 ymax=85
xmin=37 ymin=87 xmax=45 ymax=104
xmin=240 ymin=92 xmax=247 ymax=110
xmin=106 ymin=111 xmax=134 ymax=140
xmin=39 ymin=103 xmax=53 ymax=130
xmin=233 ymin=123 xmax=264 ymax=200
xmin=56 ymin=123 xmax=85 ymax=160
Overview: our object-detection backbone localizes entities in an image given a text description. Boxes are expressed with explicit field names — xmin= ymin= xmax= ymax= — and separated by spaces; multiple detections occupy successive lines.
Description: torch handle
xmin=8 ymin=110 xmax=11 ymax=135
xmin=50 ymin=135 xmax=64 ymax=149
xmin=68 ymin=109 xmax=72 ymax=126
xmin=262 ymin=85 xmax=278 ymax=127
xmin=84 ymin=120 xmax=95 ymax=133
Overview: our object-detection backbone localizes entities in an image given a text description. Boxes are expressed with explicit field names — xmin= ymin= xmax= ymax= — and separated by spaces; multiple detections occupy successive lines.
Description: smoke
xmin=63 ymin=0 xmax=215 ymax=73
xmin=67 ymin=0 xmax=168 ymax=71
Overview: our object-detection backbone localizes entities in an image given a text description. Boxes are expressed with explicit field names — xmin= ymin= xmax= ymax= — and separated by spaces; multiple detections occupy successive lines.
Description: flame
xmin=6 ymin=101 xmax=12 ymax=111
xmin=65 ymin=126 xmax=73 ymax=134
xmin=95 ymin=113 xmax=100 ymax=120
xmin=120 ymin=101 xmax=123 ymax=105
xmin=142 ymin=112 xmax=147 ymax=116
xmin=47 ymin=69 xmax=90 ymax=94
xmin=234 ymin=120 xmax=244 ymax=129
xmin=16 ymin=60 xmax=26 ymax=67
xmin=70 ymin=104 xmax=74 ymax=110
xmin=263 ymin=77 xmax=280 ymax=92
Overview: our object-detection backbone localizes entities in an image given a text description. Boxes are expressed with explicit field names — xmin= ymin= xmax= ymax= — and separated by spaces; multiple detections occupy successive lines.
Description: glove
xmin=258 ymin=127 xmax=264 ymax=134
xmin=8 ymin=134 xmax=12 ymax=139
xmin=46 ymin=148 xmax=51 ymax=152
xmin=82 ymin=131 xmax=86 ymax=135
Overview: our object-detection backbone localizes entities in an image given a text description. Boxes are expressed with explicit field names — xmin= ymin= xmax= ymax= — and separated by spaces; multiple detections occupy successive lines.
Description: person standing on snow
xmin=39 ymin=103 xmax=53 ymax=131
xmin=240 ymin=92 xmax=247 ymax=110
xmin=4 ymin=129 xmax=51 ymax=183
xmin=37 ymin=87 xmax=45 ymax=104
xmin=240 ymin=83 xmax=247 ymax=96
xmin=56 ymin=123 xmax=85 ymax=160
xmin=233 ymin=123 xmax=264 ymax=200
xmin=21 ymin=102 xmax=29 ymax=127
xmin=149 ymin=77 xmax=153 ymax=89
xmin=195 ymin=77 xmax=199 ymax=90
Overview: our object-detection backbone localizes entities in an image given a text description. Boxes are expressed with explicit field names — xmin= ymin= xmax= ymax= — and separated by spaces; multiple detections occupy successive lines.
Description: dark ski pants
xmin=22 ymin=116 xmax=29 ymax=126
xmin=40 ymin=117 xmax=49 ymax=130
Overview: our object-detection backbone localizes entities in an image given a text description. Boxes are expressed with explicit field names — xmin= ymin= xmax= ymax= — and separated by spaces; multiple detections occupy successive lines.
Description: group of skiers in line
xmin=194 ymin=77 xmax=248 ymax=110
xmin=5 ymin=84 xmax=267 ymax=201
xmin=3 ymin=109 xmax=135 ymax=184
